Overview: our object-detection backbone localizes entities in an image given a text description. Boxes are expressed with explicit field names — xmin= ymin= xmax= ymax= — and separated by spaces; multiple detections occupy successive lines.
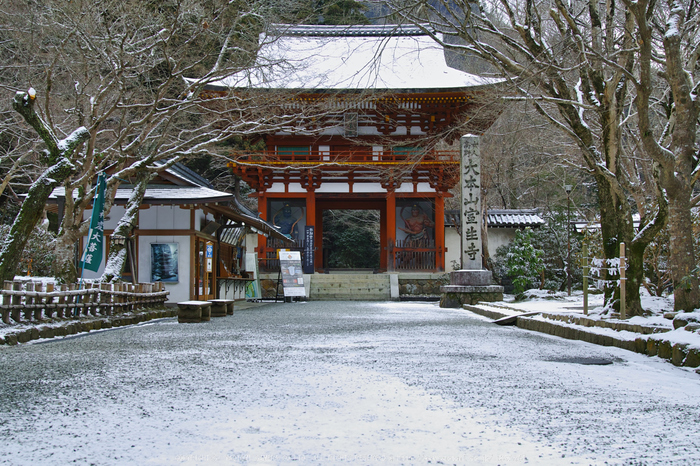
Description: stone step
xmin=309 ymin=274 xmax=391 ymax=300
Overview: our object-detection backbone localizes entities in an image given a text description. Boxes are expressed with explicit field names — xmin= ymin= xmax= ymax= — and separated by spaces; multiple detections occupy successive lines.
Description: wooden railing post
xmin=23 ymin=282 xmax=34 ymax=321
xmin=88 ymin=283 xmax=98 ymax=316
xmin=11 ymin=281 xmax=22 ymax=323
xmin=2 ymin=281 xmax=12 ymax=324
xmin=33 ymin=282 xmax=43 ymax=321
xmin=57 ymin=284 xmax=67 ymax=319
xmin=66 ymin=284 xmax=76 ymax=318
xmin=45 ymin=283 xmax=55 ymax=319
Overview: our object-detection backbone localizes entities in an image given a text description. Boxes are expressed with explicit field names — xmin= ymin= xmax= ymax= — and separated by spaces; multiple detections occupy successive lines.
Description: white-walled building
xmin=49 ymin=164 xmax=289 ymax=303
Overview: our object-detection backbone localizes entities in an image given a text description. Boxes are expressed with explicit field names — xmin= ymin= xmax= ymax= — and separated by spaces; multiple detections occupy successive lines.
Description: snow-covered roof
xmin=47 ymin=163 xmax=291 ymax=242
xmin=50 ymin=185 xmax=234 ymax=204
xmin=207 ymin=24 xmax=501 ymax=92
xmin=446 ymin=209 xmax=545 ymax=228
xmin=487 ymin=209 xmax=545 ymax=228
xmin=155 ymin=161 xmax=213 ymax=188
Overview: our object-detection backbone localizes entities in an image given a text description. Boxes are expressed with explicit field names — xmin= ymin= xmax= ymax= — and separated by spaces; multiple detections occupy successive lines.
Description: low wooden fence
xmin=1 ymin=280 xmax=169 ymax=324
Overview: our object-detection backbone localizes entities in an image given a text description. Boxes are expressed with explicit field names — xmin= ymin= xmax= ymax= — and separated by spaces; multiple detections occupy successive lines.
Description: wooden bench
xmin=177 ymin=300 xmax=212 ymax=323
xmin=209 ymin=299 xmax=234 ymax=317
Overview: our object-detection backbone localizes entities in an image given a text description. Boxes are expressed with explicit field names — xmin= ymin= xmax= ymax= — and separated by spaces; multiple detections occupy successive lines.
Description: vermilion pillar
xmin=257 ymin=193 xmax=267 ymax=258
xmin=435 ymin=196 xmax=445 ymax=271
xmin=386 ymin=190 xmax=396 ymax=271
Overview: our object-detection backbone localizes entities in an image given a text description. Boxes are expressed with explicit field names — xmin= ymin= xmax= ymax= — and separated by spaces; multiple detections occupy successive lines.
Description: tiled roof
xmin=446 ymin=209 xmax=545 ymax=228
xmin=205 ymin=24 xmax=502 ymax=91
xmin=162 ymin=163 xmax=213 ymax=188
xmin=488 ymin=209 xmax=545 ymax=228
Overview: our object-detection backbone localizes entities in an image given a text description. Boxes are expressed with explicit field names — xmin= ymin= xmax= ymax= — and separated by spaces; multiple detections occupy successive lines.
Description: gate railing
xmin=258 ymin=239 xmax=438 ymax=273
xmin=392 ymin=239 xmax=436 ymax=271
xmin=259 ymin=238 xmax=306 ymax=273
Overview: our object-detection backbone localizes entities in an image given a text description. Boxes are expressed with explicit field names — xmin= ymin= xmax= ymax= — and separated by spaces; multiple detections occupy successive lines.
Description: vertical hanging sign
xmin=303 ymin=225 xmax=314 ymax=274
xmin=206 ymin=242 xmax=214 ymax=273
xmin=80 ymin=172 xmax=106 ymax=272
xmin=460 ymin=135 xmax=482 ymax=270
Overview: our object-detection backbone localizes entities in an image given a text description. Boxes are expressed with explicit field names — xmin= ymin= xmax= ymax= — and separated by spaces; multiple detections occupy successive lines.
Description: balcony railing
xmin=231 ymin=148 xmax=459 ymax=166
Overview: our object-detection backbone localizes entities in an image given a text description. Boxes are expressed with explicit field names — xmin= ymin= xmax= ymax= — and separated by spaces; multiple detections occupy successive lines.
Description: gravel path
xmin=1 ymin=301 xmax=698 ymax=465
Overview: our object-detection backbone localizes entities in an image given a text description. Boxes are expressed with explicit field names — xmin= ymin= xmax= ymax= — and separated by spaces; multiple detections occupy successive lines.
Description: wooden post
xmin=2 ymin=281 xmax=12 ymax=324
xmin=25 ymin=282 xmax=35 ymax=321
xmin=66 ymin=284 xmax=75 ymax=318
xmin=582 ymin=242 xmax=588 ymax=316
xmin=620 ymin=242 xmax=626 ymax=320
xmin=11 ymin=281 xmax=21 ymax=322
xmin=45 ymin=283 xmax=55 ymax=318
xmin=57 ymin=284 xmax=67 ymax=319
xmin=90 ymin=283 xmax=99 ymax=316
xmin=386 ymin=191 xmax=396 ymax=271
xmin=33 ymin=282 xmax=43 ymax=321
xmin=101 ymin=283 xmax=112 ymax=316
xmin=434 ymin=196 xmax=445 ymax=272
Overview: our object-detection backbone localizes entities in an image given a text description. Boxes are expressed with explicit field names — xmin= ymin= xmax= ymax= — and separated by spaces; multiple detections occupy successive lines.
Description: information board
xmin=303 ymin=226 xmax=315 ymax=274
xmin=279 ymin=250 xmax=306 ymax=297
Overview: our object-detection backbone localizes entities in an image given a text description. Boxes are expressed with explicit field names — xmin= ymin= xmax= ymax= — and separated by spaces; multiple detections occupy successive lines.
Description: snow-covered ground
xmin=1 ymin=300 xmax=699 ymax=465
xmin=490 ymin=289 xmax=700 ymax=354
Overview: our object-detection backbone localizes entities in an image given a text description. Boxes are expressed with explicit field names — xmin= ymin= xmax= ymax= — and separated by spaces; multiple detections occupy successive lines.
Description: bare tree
xmin=0 ymin=0 xmax=323 ymax=283
xmin=387 ymin=0 xmax=670 ymax=316
xmin=622 ymin=0 xmax=700 ymax=312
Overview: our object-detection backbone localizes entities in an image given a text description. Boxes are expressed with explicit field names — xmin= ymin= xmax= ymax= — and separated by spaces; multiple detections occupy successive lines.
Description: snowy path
xmin=0 ymin=301 xmax=698 ymax=465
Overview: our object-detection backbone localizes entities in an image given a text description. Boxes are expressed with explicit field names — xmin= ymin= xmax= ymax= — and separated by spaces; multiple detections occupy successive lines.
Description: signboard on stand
xmin=279 ymin=250 xmax=306 ymax=297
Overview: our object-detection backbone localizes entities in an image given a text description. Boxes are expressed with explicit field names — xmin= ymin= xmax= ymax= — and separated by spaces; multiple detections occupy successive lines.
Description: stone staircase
xmin=309 ymin=273 xmax=391 ymax=301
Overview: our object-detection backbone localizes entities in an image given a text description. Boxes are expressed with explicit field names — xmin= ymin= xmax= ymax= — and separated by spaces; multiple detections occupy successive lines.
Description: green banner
xmin=80 ymin=172 xmax=106 ymax=272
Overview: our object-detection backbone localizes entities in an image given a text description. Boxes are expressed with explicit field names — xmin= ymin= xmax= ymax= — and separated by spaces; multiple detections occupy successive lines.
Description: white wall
xmin=445 ymin=227 xmax=520 ymax=272
xmin=138 ymin=235 xmax=191 ymax=303
xmin=82 ymin=205 xmax=193 ymax=299
xmin=138 ymin=205 xmax=190 ymax=230
xmin=488 ymin=229 xmax=517 ymax=259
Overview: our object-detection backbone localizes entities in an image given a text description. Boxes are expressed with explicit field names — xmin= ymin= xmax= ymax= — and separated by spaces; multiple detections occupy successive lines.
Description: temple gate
xmin=210 ymin=25 xmax=503 ymax=273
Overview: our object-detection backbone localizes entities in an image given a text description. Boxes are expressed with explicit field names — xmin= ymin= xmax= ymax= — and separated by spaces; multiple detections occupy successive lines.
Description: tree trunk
xmin=667 ymin=188 xmax=700 ymax=311
xmin=52 ymin=225 xmax=81 ymax=284
xmin=596 ymin=173 xmax=645 ymax=316
xmin=101 ymin=171 xmax=154 ymax=283
xmin=0 ymin=159 xmax=74 ymax=283
xmin=0 ymin=91 xmax=87 ymax=283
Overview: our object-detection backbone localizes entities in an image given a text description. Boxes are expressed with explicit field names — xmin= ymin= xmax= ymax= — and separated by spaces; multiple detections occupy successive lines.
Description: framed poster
xmin=396 ymin=200 xmax=435 ymax=246
xmin=268 ymin=199 xmax=306 ymax=241
xmin=151 ymin=243 xmax=179 ymax=283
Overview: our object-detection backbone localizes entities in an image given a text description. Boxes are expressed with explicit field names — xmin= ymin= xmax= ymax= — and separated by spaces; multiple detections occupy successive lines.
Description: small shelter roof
xmin=206 ymin=24 xmax=502 ymax=92
xmin=48 ymin=163 xmax=290 ymax=242
xmin=446 ymin=209 xmax=545 ymax=229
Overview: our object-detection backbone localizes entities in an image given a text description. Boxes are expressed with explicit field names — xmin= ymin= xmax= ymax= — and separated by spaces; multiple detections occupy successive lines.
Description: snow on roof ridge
xmin=269 ymin=23 xmax=430 ymax=37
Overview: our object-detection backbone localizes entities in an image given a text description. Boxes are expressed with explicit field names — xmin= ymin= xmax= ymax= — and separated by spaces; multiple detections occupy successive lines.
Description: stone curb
xmin=463 ymin=304 xmax=700 ymax=369
xmin=0 ymin=307 xmax=178 ymax=346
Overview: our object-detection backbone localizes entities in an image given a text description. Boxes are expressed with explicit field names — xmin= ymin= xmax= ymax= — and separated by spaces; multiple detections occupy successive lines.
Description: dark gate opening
xmin=322 ymin=209 xmax=380 ymax=270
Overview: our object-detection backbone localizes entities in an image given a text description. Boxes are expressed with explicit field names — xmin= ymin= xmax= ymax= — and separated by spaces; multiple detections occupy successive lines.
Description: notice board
xmin=279 ymin=250 xmax=306 ymax=297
